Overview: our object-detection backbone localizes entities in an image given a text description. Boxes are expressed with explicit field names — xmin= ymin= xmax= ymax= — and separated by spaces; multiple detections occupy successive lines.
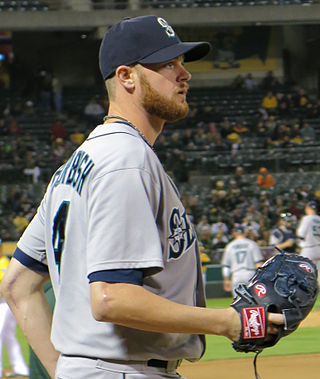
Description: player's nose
xmin=180 ymin=65 xmax=191 ymax=82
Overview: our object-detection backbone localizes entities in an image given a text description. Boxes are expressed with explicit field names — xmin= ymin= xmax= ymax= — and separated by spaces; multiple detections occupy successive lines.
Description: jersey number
xmin=236 ymin=250 xmax=247 ymax=264
xmin=52 ymin=201 xmax=70 ymax=274
xmin=312 ymin=224 xmax=320 ymax=238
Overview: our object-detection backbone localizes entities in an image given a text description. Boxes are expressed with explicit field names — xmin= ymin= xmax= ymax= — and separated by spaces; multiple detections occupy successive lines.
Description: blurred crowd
xmin=156 ymin=72 xmax=320 ymax=162
xmin=1 ymin=71 xmax=320 ymax=262
xmin=180 ymin=166 xmax=317 ymax=263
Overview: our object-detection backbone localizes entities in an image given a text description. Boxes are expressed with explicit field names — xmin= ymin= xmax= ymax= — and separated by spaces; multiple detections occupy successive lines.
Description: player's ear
xmin=115 ymin=66 xmax=136 ymax=93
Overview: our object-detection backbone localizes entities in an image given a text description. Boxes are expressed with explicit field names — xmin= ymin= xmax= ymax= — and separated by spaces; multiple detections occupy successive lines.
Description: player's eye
xmin=166 ymin=61 xmax=175 ymax=69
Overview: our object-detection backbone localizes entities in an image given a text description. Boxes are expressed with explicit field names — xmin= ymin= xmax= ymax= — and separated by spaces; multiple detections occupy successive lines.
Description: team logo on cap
xmin=157 ymin=17 xmax=175 ymax=38
xmin=299 ymin=263 xmax=312 ymax=273
xmin=254 ymin=283 xmax=267 ymax=298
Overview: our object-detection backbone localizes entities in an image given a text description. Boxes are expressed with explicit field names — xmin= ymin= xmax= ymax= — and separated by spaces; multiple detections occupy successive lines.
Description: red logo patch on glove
xmin=299 ymin=263 xmax=312 ymax=273
xmin=242 ymin=306 xmax=266 ymax=339
xmin=254 ymin=283 xmax=267 ymax=297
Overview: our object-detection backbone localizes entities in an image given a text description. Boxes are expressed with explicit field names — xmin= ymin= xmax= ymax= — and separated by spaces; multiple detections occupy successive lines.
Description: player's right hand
xmin=227 ymin=307 xmax=242 ymax=342
xmin=223 ymin=279 xmax=232 ymax=292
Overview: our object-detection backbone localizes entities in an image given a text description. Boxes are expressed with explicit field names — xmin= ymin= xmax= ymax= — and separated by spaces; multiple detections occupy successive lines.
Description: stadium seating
xmin=140 ymin=0 xmax=316 ymax=8
xmin=0 ymin=0 xmax=316 ymax=11
xmin=0 ymin=0 xmax=49 ymax=11
xmin=1 ymin=82 xmax=320 ymax=242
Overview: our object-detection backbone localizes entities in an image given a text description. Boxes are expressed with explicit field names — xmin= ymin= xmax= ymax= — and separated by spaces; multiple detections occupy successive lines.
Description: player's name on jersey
xmin=51 ymin=150 xmax=95 ymax=196
xmin=233 ymin=243 xmax=248 ymax=249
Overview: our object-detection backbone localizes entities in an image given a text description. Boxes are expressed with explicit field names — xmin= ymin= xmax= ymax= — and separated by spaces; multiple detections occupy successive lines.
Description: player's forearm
xmin=276 ymin=239 xmax=294 ymax=249
xmin=1 ymin=260 xmax=59 ymax=378
xmin=90 ymin=282 xmax=240 ymax=341
xmin=14 ymin=290 xmax=59 ymax=378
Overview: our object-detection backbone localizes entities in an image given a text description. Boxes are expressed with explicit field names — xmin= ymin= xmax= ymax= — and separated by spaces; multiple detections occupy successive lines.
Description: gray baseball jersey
xmin=296 ymin=214 xmax=320 ymax=261
xmin=15 ymin=122 xmax=205 ymax=362
xmin=222 ymin=237 xmax=263 ymax=290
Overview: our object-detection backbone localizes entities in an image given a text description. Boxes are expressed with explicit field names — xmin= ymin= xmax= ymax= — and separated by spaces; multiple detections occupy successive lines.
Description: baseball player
xmin=0 ymin=239 xmax=29 ymax=378
xmin=222 ymin=226 xmax=264 ymax=295
xmin=1 ymin=16 xmax=283 ymax=379
xmin=269 ymin=212 xmax=297 ymax=252
xmin=296 ymin=200 xmax=320 ymax=283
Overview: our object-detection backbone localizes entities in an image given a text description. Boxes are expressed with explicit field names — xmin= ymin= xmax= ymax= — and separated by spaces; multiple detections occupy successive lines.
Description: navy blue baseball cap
xmin=307 ymin=201 xmax=317 ymax=210
xmin=232 ymin=225 xmax=244 ymax=234
xmin=99 ymin=15 xmax=211 ymax=80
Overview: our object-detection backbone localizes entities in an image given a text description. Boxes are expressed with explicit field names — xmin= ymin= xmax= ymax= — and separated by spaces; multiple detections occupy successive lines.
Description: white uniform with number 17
xmin=222 ymin=237 xmax=263 ymax=294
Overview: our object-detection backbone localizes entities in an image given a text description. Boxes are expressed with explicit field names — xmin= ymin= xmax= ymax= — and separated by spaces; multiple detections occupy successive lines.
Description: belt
xmin=62 ymin=355 xmax=181 ymax=372
xmin=147 ymin=359 xmax=182 ymax=371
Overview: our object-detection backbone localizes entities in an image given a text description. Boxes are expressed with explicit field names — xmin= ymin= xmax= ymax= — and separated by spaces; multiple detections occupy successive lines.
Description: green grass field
xmin=4 ymin=296 xmax=320 ymax=369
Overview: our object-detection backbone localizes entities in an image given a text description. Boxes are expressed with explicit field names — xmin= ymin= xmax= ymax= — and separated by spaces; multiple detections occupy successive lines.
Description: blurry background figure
xmin=221 ymin=226 xmax=264 ymax=296
xmin=37 ymin=69 xmax=52 ymax=111
xmin=256 ymin=167 xmax=275 ymax=189
xmin=296 ymin=201 xmax=320 ymax=284
xmin=0 ymin=60 xmax=10 ymax=89
xmin=0 ymin=239 xmax=29 ymax=378
xmin=52 ymin=74 xmax=63 ymax=114
xmin=84 ymin=95 xmax=105 ymax=122
xmin=50 ymin=118 xmax=67 ymax=142
xmin=199 ymin=244 xmax=211 ymax=283
xmin=69 ymin=127 xmax=85 ymax=146
xmin=269 ymin=212 xmax=297 ymax=253
xmin=196 ymin=215 xmax=211 ymax=235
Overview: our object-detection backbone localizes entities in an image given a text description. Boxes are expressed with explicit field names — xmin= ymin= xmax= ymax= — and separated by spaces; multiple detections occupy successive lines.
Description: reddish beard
xmin=139 ymin=73 xmax=189 ymax=122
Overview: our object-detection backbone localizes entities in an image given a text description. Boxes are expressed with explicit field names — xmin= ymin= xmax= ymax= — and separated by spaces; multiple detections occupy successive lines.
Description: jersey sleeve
xmin=269 ymin=230 xmax=280 ymax=245
xmin=221 ymin=247 xmax=230 ymax=268
xmin=16 ymin=193 xmax=48 ymax=265
xmin=296 ymin=217 xmax=308 ymax=240
xmin=252 ymin=242 xmax=264 ymax=263
xmin=86 ymin=168 xmax=164 ymax=277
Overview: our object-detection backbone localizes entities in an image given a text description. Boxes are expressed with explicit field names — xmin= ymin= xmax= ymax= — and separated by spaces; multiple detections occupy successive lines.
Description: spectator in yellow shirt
xmin=262 ymin=91 xmax=278 ymax=113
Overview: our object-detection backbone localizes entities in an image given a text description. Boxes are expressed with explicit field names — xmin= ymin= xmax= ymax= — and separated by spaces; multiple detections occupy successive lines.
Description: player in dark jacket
xmin=269 ymin=213 xmax=297 ymax=253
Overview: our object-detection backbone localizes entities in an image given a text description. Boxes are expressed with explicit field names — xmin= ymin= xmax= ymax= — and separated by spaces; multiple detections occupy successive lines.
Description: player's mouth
xmin=176 ymin=86 xmax=189 ymax=99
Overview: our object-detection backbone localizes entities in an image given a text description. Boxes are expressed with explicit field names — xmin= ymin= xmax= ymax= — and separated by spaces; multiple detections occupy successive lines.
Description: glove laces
xmin=253 ymin=351 xmax=262 ymax=379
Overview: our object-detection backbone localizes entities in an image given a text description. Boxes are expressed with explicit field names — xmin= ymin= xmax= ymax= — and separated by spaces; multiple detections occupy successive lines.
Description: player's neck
xmin=105 ymin=104 xmax=164 ymax=146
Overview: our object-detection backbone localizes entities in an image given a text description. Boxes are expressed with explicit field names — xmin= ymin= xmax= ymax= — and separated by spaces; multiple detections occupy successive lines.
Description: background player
xmin=269 ymin=212 xmax=297 ymax=252
xmin=0 ymin=239 xmax=29 ymax=378
xmin=296 ymin=200 xmax=320 ymax=284
xmin=1 ymin=16 xmax=283 ymax=379
xmin=222 ymin=226 xmax=264 ymax=295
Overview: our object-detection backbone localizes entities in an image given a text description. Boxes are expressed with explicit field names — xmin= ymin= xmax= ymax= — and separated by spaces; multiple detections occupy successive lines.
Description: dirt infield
xmin=179 ymin=311 xmax=320 ymax=379
xmin=179 ymin=354 xmax=320 ymax=379
xmin=300 ymin=310 xmax=320 ymax=327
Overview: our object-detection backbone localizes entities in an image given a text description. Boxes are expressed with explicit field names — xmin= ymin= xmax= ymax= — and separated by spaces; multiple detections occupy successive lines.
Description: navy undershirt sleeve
xmin=13 ymin=247 xmax=49 ymax=273
xmin=88 ymin=269 xmax=144 ymax=285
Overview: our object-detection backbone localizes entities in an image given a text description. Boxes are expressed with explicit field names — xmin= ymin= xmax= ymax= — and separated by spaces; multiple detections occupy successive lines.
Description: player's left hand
xmin=266 ymin=312 xmax=285 ymax=335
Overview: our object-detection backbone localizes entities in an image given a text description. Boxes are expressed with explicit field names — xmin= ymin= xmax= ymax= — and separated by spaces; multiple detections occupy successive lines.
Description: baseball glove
xmin=231 ymin=249 xmax=318 ymax=353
